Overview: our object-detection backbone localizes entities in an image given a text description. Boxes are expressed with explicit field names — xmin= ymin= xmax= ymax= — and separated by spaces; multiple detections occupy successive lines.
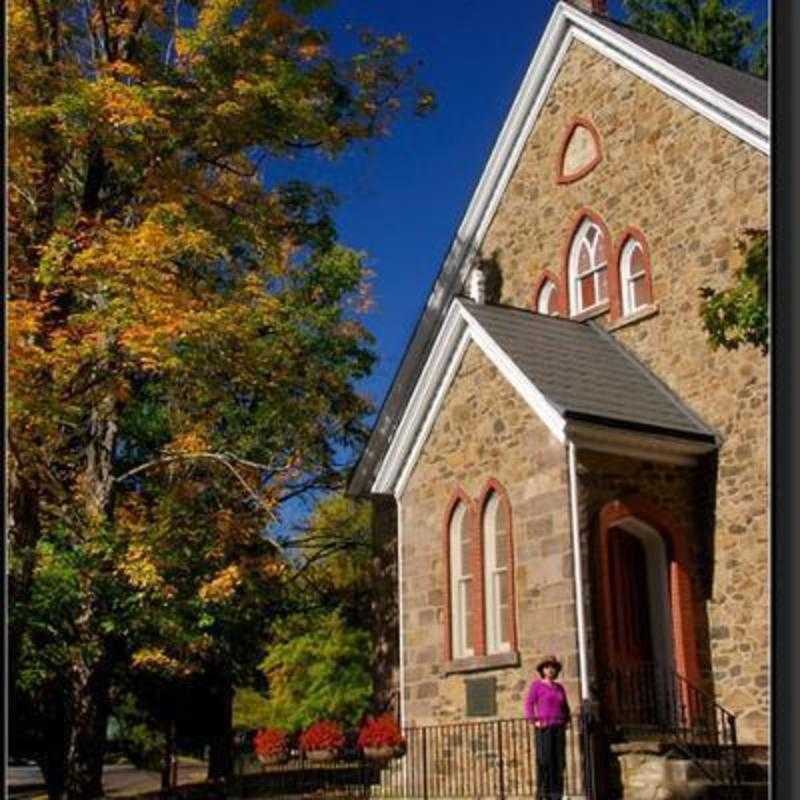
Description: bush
xmin=253 ymin=728 xmax=288 ymax=760
xmin=299 ymin=720 xmax=345 ymax=753
xmin=357 ymin=714 xmax=404 ymax=749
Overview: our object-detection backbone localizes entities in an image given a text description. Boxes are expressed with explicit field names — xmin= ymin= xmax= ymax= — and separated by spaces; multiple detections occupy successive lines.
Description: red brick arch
xmin=477 ymin=479 xmax=519 ymax=653
xmin=531 ymin=269 xmax=565 ymax=316
xmin=611 ymin=226 xmax=655 ymax=321
xmin=560 ymin=207 xmax=616 ymax=318
xmin=596 ymin=496 xmax=702 ymax=691
xmin=555 ymin=116 xmax=603 ymax=185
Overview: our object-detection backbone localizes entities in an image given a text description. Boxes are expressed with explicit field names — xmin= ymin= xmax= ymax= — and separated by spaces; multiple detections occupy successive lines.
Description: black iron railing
xmin=600 ymin=662 xmax=740 ymax=786
xmin=234 ymin=714 xmax=595 ymax=799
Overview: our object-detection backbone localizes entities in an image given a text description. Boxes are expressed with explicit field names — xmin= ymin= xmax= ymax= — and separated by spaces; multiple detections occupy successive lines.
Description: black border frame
xmin=771 ymin=0 xmax=800 ymax=796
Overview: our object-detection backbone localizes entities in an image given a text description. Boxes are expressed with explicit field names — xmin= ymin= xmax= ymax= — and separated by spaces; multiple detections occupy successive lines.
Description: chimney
xmin=570 ymin=0 xmax=608 ymax=14
xmin=467 ymin=265 xmax=486 ymax=305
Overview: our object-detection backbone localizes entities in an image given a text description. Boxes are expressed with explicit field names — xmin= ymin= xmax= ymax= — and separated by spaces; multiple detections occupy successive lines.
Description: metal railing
xmin=600 ymin=662 xmax=740 ymax=786
xmin=235 ymin=714 xmax=594 ymax=799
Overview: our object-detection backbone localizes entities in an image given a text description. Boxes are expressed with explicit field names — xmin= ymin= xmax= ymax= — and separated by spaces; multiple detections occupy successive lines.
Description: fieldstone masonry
xmin=389 ymin=31 xmax=767 ymax=758
xmin=399 ymin=342 xmax=579 ymax=726
xmin=475 ymin=40 xmax=768 ymax=743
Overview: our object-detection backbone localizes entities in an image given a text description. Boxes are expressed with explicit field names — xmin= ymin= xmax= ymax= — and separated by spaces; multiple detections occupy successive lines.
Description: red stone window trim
xmin=555 ymin=117 xmax=603 ymax=185
xmin=478 ymin=479 xmax=519 ymax=655
xmin=532 ymin=270 xmax=565 ymax=316
xmin=612 ymin=227 xmax=655 ymax=321
xmin=442 ymin=488 xmax=483 ymax=662
xmin=561 ymin=208 xmax=615 ymax=318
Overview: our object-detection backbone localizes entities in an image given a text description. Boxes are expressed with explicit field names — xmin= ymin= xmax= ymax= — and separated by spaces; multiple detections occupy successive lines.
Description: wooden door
xmin=607 ymin=528 xmax=656 ymax=724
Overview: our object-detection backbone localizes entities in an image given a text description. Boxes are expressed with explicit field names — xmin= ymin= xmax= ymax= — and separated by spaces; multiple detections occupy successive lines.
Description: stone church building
xmin=349 ymin=0 xmax=768 ymax=776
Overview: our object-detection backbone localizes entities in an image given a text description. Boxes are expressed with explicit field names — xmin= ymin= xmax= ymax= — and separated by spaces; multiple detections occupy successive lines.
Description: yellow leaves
xmin=168 ymin=430 xmax=210 ymax=455
xmin=132 ymin=647 xmax=189 ymax=676
xmin=86 ymin=77 xmax=158 ymax=130
xmin=119 ymin=543 xmax=163 ymax=590
xmin=198 ymin=564 xmax=243 ymax=602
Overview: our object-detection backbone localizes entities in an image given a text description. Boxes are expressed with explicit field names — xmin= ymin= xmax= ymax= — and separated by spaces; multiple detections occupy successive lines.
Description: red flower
xmin=253 ymin=728 xmax=288 ymax=759
xmin=357 ymin=714 xmax=405 ymax=749
xmin=299 ymin=720 xmax=345 ymax=752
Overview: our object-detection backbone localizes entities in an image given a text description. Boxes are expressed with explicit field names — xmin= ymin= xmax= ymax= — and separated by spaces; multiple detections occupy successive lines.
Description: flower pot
xmin=363 ymin=745 xmax=397 ymax=761
xmin=306 ymin=748 xmax=338 ymax=763
xmin=257 ymin=753 xmax=288 ymax=766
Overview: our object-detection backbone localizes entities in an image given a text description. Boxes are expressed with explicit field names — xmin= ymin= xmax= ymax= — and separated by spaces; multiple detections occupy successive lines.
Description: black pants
xmin=535 ymin=725 xmax=566 ymax=800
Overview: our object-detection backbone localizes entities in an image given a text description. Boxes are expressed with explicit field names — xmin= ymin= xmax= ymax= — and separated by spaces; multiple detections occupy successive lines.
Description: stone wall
xmin=477 ymin=39 xmax=768 ymax=743
xmin=398 ymin=342 xmax=577 ymax=726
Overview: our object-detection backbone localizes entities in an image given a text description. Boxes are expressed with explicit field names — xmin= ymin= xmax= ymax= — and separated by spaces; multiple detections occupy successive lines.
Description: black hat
xmin=535 ymin=655 xmax=563 ymax=676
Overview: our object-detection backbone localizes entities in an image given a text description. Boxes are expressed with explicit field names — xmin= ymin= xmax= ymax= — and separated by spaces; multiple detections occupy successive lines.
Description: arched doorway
xmin=596 ymin=498 xmax=703 ymax=731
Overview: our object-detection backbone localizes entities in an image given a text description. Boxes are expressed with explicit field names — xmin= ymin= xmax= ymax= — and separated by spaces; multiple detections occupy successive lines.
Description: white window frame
xmin=620 ymin=238 xmax=650 ymax=316
xmin=483 ymin=493 xmax=511 ymax=654
xmin=450 ymin=503 xmax=474 ymax=659
xmin=569 ymin=219 xmax=608 ymax=315
xmin=537 ymin=280 xmax=558 ymax=316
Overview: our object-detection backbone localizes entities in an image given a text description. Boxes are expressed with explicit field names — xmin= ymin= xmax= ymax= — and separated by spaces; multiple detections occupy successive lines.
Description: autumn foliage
xmin=8 ymin=0 xmax=430 ymax=796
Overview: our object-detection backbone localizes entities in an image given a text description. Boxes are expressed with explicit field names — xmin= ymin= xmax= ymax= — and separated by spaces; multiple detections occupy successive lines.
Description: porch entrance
xmin=598 ymin=515 xmax=678 ymax=730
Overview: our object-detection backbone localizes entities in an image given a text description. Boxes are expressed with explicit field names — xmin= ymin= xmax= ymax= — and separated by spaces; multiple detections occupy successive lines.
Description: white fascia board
xmin=372 ymin=300 xmax=568 ymax=497
xmin=372 ymin=301 xmax=469 ymax=495
xmin=563 ymin=7 xmax=769 ymax=154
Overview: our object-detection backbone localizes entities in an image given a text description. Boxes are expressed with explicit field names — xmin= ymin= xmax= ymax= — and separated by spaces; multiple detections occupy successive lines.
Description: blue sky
xmin=274 ymin=0 xmax=766 ymax=519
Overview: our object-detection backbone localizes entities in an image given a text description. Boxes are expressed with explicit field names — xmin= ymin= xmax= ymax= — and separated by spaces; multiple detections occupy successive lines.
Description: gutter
xmin=567 ymin=441 xmax=591 ymax=701
xmin=396 ymin=495 xmax=407 ymax=727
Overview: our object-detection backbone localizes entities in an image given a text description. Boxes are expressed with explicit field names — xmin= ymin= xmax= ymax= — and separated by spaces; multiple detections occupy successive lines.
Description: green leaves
xmin=258 ymin=610 xmax=373 ymax=731
xmin=623 ymin=0 xmax=766 ymax=74
xmin=700 ymin=228 xmax=768 ymax=354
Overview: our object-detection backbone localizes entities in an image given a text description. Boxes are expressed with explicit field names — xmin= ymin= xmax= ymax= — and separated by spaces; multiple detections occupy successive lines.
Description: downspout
xmin=568 ymin=441 xmax=591 ymax=701
xmin=396 ymin=495 xmax=407 ymax=727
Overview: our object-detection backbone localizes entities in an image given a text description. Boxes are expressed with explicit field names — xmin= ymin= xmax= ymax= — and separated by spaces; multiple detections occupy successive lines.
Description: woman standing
xmin=524 ymin=655 xmax=571 ymax=800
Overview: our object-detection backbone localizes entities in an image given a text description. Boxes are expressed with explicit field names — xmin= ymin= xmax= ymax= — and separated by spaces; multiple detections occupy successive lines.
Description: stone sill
xmin=442 ymin=650 xmax=521 ymax=676
xmin=571 ymin=301 xmax=610 ymax=322
xmin=607 ymin=303 xmax=660 ymax=331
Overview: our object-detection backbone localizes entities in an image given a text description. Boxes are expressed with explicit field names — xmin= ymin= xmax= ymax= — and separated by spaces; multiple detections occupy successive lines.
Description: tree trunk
xmin=161 ymin=720 xmax=176 ymax=791
xmin=206 ymin=682 xmax=234 ymax=782
xmin=39 ymin=688 xmax=70 ymax=800
xmin=64 ymin=656 xmax=113 ymax=800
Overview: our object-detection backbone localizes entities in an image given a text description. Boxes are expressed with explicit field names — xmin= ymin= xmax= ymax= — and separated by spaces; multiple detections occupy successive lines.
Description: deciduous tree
xmin=8 ymin=0 xmax=431 ymax=795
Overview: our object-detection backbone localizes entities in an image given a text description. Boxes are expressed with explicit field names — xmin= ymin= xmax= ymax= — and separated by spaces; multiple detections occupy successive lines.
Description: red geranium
xmin=253 ymin=728 xmax=288 ymax=759
xmin=299 ymin=720 xmax=345 ymax=753
xmin=357 ymin=714 xmax=405 ymax=749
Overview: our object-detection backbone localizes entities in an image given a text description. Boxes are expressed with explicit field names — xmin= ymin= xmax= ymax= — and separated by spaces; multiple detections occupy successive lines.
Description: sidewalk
xmin=8 ymin=762 xmax=209 ymax=798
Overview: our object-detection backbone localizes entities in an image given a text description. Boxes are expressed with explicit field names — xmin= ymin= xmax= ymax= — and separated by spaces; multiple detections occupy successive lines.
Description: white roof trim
xmin=372 ymin=299 xmax=567 ymax=496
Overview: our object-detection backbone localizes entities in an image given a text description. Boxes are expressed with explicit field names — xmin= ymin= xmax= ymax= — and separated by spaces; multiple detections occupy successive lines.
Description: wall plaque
xmin=465 ymin=676 xmax=497 ymax=717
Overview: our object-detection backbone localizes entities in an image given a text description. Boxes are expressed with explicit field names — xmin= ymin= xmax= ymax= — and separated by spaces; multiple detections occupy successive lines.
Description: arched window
xmin=536 ymin=279 xmax=559 ymax=316
xmin=619 ymin=236 xmax=653 ymax=316
xmin=569 ymin=218 xmax=609 ymax=315
xmin=482 ymin=491 xmax=511 ymax=653
xmin=449 ymin=502 xmax=474 ymax=658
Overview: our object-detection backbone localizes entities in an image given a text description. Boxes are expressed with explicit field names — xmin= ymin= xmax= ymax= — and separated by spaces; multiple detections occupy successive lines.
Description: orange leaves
xmin=198 ymin=563 xmax=243 ymax=603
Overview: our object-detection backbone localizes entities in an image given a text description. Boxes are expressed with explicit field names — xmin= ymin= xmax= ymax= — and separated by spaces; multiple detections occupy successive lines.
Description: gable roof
xmin=349 ymin=1 xmax=766 ymax=497
xmin=593 ymin=16 xmax=767 ymax=118
xmin=461 ymin=300 xmax=713 ymax=440
xmin=369 ymin=298 xmax=716 ymax=497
